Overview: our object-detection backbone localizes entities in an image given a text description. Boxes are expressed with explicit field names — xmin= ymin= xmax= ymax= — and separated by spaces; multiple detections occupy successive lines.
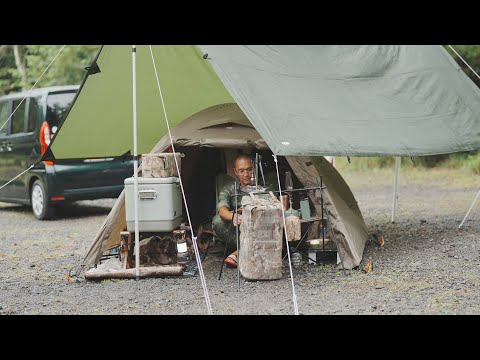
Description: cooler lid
xmin=124 ymin=176 xmax=179 ymax=185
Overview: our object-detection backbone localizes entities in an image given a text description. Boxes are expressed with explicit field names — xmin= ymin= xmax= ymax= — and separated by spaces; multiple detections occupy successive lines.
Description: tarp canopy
xmin=44 ymin=45 xmax=480 ymax=161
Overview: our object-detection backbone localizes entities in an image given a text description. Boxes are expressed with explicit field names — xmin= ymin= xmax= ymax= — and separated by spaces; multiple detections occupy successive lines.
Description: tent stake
xmin=132 ymin=45 xmax=140 ymax=281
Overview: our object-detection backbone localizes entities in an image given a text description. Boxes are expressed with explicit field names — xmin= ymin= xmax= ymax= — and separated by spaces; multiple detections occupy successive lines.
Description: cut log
xmin=85 ymin=265 xmax=183 ymax=280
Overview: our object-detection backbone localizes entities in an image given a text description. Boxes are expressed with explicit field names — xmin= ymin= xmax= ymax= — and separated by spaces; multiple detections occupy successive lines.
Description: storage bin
xmin=239 ymin=192 xmax=284 ymax=280
xmin=141 ymin=153 xmax=183 ymax=178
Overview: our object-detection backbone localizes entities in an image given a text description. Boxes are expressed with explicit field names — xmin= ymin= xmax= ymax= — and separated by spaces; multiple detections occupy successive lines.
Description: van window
xmin=46 ymin=92 xmax=76 ymax=128
xmin=0 ymin=102 xmax=7 ymax=136
xmin=27 ymin=97 xmax=41 ymax=133
xmin=11 ymin=99 xmax=26 ymax=134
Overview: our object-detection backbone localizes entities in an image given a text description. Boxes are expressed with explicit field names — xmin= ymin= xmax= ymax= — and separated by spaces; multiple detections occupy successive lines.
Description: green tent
xmin=43 ymin=45 xmax=480 ymax=270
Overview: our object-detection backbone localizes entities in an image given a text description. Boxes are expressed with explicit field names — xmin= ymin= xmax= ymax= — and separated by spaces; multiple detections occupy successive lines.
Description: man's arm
xmin=217 ymin=182 xmax=242 ymax=225
xmin=219 ymin=206 xmax=233 ymax=221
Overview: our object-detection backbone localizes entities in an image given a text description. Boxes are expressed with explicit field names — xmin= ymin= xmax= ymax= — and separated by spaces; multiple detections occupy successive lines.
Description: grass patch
xmin=335 ymin=151 xmax=480 ymax=175
xmin=335 ymin=157 xmax=480 ymax=191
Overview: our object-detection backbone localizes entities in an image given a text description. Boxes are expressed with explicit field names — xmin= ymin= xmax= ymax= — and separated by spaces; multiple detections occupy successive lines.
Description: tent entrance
xmin=173 ymin=146 xmax=307 ymax=231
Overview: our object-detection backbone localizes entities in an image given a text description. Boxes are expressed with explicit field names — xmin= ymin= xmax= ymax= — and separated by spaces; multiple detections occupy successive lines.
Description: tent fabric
xmin=286 ymin=156 xmax=369 ymax=268
xmin=81 ymin=119 xmax=368 ymax=270
xmin=199 ymin=45 xmax=480 ymax=157
xmin=46 ymin=45 xmax=480 ymax=162
xmin=46 ymin=45 xmax=234 ymax=160
xmin=150 ymin=103 xmax=268 ymax=151
xmin=81 ymin=107 xmax=267 ymax=268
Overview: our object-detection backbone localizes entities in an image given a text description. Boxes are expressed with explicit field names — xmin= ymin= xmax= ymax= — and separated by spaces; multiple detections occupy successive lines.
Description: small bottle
xmin=290 ymin=248 xmax=302 ymax=267
xmin=174 ymin=230 xmax=189 ymax=265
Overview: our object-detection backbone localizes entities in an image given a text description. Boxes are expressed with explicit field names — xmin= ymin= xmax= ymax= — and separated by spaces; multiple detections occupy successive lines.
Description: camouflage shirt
xmin=216 ymin=179 xmax=247 ymax=213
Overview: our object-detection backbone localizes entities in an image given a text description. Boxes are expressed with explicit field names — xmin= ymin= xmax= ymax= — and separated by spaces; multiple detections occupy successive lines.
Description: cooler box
xmin=239 ymin=192 xmax=284 ymax=280
xmin=124 ymin=176 xmax=183 ymax=232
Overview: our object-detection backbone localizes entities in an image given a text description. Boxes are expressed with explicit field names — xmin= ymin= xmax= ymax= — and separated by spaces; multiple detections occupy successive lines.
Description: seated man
xmin=212 ymin=154 xmax=254 ymax=268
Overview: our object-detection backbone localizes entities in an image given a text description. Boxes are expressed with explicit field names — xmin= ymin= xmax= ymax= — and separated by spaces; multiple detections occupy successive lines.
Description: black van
xmin=0 ymin=85 xmax=134 ymax=219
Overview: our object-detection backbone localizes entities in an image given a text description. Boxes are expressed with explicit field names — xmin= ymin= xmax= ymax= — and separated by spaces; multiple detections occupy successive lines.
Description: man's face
xmin=234 ymin=158 xmax=253 ymax=187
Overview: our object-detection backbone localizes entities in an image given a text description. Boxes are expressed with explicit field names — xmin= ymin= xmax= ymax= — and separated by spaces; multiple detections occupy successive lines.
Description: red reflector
xmin=42 ymin=160 xmax=54 ymax=166
xmin=50 ymin=196 xmax=65 ymax=201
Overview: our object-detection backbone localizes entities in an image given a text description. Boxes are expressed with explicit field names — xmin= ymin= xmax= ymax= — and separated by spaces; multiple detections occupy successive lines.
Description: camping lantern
xmin=173 ymin=230 xmax=189 ymax=265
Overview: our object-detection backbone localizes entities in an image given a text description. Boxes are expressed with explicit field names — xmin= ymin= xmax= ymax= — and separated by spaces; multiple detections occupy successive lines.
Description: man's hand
xmin=219 ymin=207 xmax=243 ymax=226
xmin=232 ymin=213 xmax=242 ymax=227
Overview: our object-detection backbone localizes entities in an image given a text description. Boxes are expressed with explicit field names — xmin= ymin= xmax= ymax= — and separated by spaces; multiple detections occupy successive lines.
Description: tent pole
xmin=391 ymin=156 xmax=401 ymax=223
xmin=235 ymin=181 xmax=240 ymax=289
xmin=458 ymin=189 xmax=480 ymax=229
xmin=132 ymin=45 xmax=140 ymax=281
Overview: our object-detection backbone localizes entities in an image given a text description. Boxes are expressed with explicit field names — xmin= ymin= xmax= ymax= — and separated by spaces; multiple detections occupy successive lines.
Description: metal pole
xmin=321 ymin=176 xmax=325 ymax=252
xmin=132 ymin=45 xmax=140 ymax=281
xmin=459 ymin=189 xmax=480 ymax=229
xmin=273 ymin=155 xmax=299 ymax=315
xmin=391 ymin=156 xmax=401 ymax=223
xmin=258 ymin=154 xmax=266 ymax=188
xmin=235 ymin=181 xmax=240 ymax=289
xmin=255 ymin=153 xmax=259 ymax=189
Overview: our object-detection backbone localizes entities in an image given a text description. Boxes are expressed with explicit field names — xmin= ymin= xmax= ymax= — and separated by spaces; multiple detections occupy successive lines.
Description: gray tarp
xmin=199 ymin=45 xmax=480 ymax=157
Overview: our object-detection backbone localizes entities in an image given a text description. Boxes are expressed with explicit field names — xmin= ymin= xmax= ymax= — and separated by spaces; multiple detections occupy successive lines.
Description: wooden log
xmin=85 ymin=265 xmax=183 ymax=280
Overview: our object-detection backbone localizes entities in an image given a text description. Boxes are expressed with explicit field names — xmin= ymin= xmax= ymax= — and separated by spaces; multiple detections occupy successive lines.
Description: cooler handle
xmin=138 ymin=189 xmax=157 ymax=200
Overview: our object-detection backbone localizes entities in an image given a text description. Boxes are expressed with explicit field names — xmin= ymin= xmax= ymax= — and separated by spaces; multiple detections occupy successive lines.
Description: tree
xmin=0 ymin=45 xmax=100 ymax=95
xmin=0 ymin=45 xmax=24 ymax=95
xmin=13 ymin=45 xmax=27 ymax=90
xmin=26 ymin=45 xmax=100 ymax=88
xmin=445 ymin=45 xmax=480 ymax=88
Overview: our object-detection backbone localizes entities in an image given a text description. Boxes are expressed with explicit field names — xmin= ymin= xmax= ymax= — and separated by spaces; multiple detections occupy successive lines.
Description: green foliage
xmin=26 ymin=45 xmax=100 ymax=88
xmin=0 ymin=45 xmax=100 ymax=95
xmin=0 ymin=47 xmax=21 ymax=95
xmin=336 ymin=150 xmax=480 ymax=175
xmin=464 ymin=153 xmax=480 ymax=174
xmin=444 ymin=45 xmax=480 ymax=87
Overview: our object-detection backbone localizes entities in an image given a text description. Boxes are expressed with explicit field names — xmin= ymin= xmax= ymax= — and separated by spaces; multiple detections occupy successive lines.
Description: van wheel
xmin=31 ymin=179 xmax=55 ymax=220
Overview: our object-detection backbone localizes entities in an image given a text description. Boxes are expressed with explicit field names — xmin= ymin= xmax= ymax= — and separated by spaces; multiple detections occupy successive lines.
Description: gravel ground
xmin=1 ymin=166 xmax=480 ymax=315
